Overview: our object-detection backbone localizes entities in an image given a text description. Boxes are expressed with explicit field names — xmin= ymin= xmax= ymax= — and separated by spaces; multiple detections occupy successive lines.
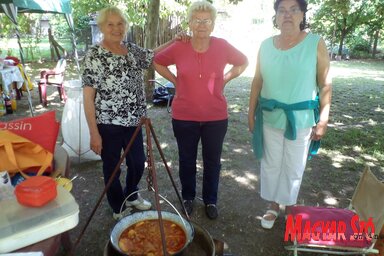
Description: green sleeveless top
xmin=259 ymin=33 xmax=320 ymax=129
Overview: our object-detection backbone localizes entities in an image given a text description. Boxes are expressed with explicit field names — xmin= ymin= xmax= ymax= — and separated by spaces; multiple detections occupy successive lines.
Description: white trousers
xmin=260 ymin=125 xmax=312 ymax=206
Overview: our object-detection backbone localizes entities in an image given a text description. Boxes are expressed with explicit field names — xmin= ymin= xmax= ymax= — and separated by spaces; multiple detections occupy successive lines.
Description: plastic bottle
xmin=0 ymin=95 xmax=6 ymax=116
xmin=11 ymin=89 xmax=17 ymax=111
xmin=4 ymin=94 xmax=13 ymax=114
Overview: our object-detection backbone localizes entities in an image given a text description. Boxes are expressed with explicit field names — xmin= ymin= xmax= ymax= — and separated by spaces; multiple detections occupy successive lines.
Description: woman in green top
xmin=248 ymin=0 xmax=332 ymax=229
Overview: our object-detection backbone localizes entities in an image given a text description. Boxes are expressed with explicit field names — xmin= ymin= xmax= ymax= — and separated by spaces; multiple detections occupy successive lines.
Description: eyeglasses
xmin=191 ymin=19 xmax=213 ymax=26
xmin=276 ymin=7 xmax=302 ymax=16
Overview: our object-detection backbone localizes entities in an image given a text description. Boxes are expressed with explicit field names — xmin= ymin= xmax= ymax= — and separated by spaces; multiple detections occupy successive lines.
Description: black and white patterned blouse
xmin=82 ymin=42 xmax=154 ymax=127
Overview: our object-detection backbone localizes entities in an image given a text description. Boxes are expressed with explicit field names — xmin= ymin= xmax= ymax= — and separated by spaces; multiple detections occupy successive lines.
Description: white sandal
xmin=261 ymin=209 xmax=279 ymax=229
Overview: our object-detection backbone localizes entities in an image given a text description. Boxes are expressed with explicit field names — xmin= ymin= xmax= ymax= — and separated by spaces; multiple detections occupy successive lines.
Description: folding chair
xmin=285 ymin=166 xmax=384 ymax=255
xmin=38 ymin=58 xmax=67 ymax=107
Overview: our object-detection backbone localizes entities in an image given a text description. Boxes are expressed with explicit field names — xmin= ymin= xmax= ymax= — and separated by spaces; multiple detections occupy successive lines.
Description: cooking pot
xmin=110 ymin=210 xmax=194 ymax=255
xmin=106 ymin=221 xmax=215 ymax=256
xmin=180 ymin=221 xmax=215 ymax=256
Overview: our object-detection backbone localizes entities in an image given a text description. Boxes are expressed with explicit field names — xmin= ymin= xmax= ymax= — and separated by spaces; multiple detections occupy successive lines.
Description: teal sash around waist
xmin=252 ymin=95 xmax=320 ymax=160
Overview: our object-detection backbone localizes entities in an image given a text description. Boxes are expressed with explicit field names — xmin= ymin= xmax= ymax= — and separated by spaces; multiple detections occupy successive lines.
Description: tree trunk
xmin=337 ymin=18 xmax=347 ymax=60
xmin=372 ymin=30 xmax=379 ymax=58
xmin=144 ymin=0 xmax=160 ymax=101
xmin=330 ymin=16 xmax=337 ymax=60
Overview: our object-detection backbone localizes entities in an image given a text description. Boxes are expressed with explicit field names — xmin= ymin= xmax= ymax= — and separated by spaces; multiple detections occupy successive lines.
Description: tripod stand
xmin=69 ymin=117 xmax=189 ymax=256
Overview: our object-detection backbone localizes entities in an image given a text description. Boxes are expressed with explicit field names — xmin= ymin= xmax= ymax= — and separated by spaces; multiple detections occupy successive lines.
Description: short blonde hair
xmin=187 ymin=1 xmax=217 ymax=22
xmin=97 ymin=6 xmax=129 ymax=34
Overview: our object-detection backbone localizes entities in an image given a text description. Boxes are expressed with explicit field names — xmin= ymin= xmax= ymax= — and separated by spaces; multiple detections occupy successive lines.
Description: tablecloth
xmin=0 ymin=66 xmax=24 ymax=95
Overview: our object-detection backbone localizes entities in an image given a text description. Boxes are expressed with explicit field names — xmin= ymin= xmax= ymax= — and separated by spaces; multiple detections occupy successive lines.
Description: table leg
xmin=61 ymin=231 xmax=73 ymax=252
xmin=14 ymin=235 xmax=61 ymax=255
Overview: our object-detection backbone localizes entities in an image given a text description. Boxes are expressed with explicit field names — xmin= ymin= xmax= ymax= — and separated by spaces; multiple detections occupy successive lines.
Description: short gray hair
xmin=187 ymin=1 xmax=217 ymax=22
xmin=97 ymin=6 xmax=129 ymax=34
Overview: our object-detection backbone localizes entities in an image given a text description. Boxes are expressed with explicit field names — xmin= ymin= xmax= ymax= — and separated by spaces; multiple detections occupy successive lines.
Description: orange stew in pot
xmin=118 ymin=219 xmax=187 ymax=256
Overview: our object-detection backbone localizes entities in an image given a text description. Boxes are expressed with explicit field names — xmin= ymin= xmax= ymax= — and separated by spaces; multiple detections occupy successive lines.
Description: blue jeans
xmin=98 ymin=124 xmax=145 ymax=213
xmin=172 ymin=119 xmax=228 ymax=205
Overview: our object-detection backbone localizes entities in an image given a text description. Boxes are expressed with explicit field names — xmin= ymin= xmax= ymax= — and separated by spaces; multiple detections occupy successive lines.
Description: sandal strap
xmin=265 ymin=209 xmax=279 ymax=218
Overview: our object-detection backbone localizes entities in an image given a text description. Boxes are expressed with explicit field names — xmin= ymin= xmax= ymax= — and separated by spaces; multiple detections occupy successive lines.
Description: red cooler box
xmin=15 ymin=176 xmax=57 ymax=207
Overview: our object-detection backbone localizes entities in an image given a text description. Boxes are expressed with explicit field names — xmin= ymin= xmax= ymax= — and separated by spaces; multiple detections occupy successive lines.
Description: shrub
xmin=352 ymin=43 xmax=370 ymax=53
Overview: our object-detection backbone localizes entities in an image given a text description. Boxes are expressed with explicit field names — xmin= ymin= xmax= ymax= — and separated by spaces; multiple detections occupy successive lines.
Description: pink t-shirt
xmin=154 ymin=37 xmax=247 ymax=121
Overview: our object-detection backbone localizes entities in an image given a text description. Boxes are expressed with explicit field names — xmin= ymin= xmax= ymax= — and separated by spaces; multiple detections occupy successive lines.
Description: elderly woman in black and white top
xmin=82 ymin=6 xmax=173 ymax=221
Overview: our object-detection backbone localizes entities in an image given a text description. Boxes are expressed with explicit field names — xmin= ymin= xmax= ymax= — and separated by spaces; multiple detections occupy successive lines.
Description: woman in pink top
xmin=154 ymin=0 xmax=248 ymax=219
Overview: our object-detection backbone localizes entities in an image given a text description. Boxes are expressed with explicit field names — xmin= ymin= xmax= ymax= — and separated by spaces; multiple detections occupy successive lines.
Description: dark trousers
xmin=172 ymin=119 xmax=228 ymax=205
xmin=98 ymin=124 xmax=145 ymax=213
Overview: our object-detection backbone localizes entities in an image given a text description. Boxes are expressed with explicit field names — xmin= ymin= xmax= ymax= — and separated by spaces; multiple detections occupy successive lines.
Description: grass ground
xmin=0 ymin=38 xmax=84 ymax=62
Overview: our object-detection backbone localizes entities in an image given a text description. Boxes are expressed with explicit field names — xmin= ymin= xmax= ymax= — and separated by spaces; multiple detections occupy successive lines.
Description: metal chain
xmin=145 ymin=131 xmax=154 ymax=190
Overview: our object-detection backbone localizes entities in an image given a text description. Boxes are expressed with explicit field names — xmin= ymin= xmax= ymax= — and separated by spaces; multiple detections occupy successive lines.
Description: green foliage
xmin=48 ymin=15 xmax=71 ymax=38
xmin=0 ymin=13 xmax=39 ymax=37
xmin=308 ymin=0 xmax=383 ymax=59
xmin=71 ymin=0 xmax=110 ymax=23
xmin=351 ymin=50 xmax=371 ymax=59
xmin=70 ymin=0 xmax=112 ymax=45
xmin=160 ymin=0 xmax=188 ymax=17
xmin=125 ymin=0 xmax=150 ymax=27
xmin=0 ymin=15 xmax=14 ymax=37
xmin=73 ymin=14 xmax=91 ymax=31
xmin=346 ymin=29 xmax=370 ymax=54
xmin=351 ymin=42 xmax=370 ymax=53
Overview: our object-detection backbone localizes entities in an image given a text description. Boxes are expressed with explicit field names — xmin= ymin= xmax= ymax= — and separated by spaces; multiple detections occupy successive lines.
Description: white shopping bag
xmin=0 ymin=171 xmax=15 ymax=201
xmin=61 ymin=80 xmax=100 ymax=161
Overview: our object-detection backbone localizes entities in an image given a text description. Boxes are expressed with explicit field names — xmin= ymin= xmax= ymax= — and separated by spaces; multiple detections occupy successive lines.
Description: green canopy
xmin=0 ymin=0 xmax=78 ymax=64
xmin=0 ymin=0 xmax=72 ymax=14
